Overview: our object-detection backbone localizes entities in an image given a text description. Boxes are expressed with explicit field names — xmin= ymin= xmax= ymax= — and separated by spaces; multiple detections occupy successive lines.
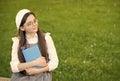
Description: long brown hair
xmin=17 ymin=12 xmax=48 ymax=73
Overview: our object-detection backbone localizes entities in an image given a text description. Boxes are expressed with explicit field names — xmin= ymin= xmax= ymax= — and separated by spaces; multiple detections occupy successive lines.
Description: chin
xmin=33 ymin=30 xmax=38 ymax=33
xmin=33 ymin=28 xmax=38 ymax=32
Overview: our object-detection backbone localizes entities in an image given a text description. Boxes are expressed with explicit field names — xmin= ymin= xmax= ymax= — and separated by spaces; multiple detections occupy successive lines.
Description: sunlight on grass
xmin=0 ymin=0 xmax=120 ymax=81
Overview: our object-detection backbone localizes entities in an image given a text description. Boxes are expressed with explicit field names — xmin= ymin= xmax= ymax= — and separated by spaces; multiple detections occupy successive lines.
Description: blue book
xmin=22 ymin=45 xmax=42 ymax=68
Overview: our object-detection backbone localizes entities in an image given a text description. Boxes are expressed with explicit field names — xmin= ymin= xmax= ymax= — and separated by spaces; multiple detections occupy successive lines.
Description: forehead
xmin=25 ymin=14 xmax=36 ymax=23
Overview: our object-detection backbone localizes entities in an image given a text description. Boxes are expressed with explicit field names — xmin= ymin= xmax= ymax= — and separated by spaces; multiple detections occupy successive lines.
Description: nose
xmin=32 ymin=23 xmax=37 ymax=28
xmin=32 ymin=23 xmax=36 ymax=26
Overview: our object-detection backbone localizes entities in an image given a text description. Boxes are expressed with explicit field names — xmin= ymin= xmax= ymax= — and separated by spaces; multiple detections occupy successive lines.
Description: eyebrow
xmin=26 ymin=18 xmax=36 ymax=24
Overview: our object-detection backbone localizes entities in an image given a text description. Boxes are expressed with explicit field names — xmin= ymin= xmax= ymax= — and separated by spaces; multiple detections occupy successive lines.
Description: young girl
xmin=10 ymin=9 xmax=59 ymax=81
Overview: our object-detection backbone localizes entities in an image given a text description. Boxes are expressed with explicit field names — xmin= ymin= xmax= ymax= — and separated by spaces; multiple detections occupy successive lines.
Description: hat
xmin=15 ymin=9 xmax=31 ymax=29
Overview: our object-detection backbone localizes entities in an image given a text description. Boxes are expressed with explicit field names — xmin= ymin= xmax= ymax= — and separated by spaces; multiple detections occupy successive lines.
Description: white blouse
xmin=10 ymin=32 xmax=59 ymax=72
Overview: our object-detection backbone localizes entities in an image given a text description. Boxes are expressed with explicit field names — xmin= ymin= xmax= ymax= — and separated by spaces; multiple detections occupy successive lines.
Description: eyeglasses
xmin=24 ymin=19 xmax=38 ymax=27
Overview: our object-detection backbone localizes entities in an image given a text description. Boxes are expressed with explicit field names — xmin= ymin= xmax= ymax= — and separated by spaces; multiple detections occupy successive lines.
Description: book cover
xmin=22 ymin=45 xmax=42 ymax=68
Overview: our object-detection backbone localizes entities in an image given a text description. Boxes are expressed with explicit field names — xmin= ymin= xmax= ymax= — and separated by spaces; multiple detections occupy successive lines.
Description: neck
xmin=26 ymin=32 xmax=37 ymax=38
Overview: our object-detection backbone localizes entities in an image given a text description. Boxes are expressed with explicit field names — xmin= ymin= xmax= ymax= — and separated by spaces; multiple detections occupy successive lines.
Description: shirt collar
xmin=26 ymin=33 xmax=38 ymax=44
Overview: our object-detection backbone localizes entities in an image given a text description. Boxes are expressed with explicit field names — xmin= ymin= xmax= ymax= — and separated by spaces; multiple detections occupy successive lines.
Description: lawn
xmin=0 ymin=0 xmax=120 ymax=81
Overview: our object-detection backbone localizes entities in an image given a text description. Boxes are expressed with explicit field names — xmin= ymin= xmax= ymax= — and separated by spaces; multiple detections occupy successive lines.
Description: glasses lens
xmin=24 ymin=19 xmax=38 ymax=27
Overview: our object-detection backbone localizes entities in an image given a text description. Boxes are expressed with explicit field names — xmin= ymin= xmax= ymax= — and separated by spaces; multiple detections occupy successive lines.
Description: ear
xmin=20 ymin=26 xmax=25 ymax=31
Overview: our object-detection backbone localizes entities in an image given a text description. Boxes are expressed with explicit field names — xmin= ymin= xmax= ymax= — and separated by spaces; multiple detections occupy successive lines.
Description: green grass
xmin=0 ymin=0 xmax=120 ymax=81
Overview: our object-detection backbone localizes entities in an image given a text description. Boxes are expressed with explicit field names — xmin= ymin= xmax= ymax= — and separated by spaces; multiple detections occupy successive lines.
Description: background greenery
xmin=0 ymin=0 xmax=120 ymax=81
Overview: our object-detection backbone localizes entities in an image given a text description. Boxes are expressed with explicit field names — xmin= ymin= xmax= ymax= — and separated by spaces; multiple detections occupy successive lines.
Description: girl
xmin=10 ymin=9 xmax=59 ymax=81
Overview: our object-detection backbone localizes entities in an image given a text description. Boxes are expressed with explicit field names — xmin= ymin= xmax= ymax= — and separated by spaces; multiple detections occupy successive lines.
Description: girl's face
xmin=20 ymin=14 xmax=38 ymax=35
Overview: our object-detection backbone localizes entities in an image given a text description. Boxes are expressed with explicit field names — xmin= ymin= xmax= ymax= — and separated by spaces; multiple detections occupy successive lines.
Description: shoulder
xmin=44 ymin=32 xmax=52 ymax=40
xmin=44 ymin=32 xmax=55 ymax=43
xmin=12 ymin=37 xmax=20 ymax=43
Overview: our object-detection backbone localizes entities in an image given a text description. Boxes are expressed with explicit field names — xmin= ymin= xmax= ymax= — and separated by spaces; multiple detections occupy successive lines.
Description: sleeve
xmin=10 ymin=37 xmax=20 ymax=72
xmin=45 ymin=33 xmax=59 ymax=71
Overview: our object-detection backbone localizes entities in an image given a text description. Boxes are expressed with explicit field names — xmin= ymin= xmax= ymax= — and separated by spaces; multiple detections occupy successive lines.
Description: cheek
xmin=26 ymin=27 xmax=38 ymax=33
xmin=36 ymin=24 xmax=38 ymax=28
xmin=24 ymin=27 xmax=29 ymax=31
xmin=24 ymin=28 xmax=31 ymax=32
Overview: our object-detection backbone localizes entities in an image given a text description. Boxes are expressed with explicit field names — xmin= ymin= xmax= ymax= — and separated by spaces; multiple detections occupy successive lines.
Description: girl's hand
xmin=33 ymin=57 xmax=47 ymax=67
xmin=25 ymin=68 xmax=39 ymax=75
xmin=26 ymin=66 xmax=49 ymax=75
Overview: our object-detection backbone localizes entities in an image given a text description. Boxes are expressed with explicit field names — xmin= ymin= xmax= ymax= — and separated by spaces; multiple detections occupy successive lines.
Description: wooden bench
xmin=0 ymin=77 xmax=10 ymax=81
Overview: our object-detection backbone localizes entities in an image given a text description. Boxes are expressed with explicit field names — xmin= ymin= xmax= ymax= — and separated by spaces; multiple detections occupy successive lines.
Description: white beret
xmin=15 ymin=9 xmax=30 ymax=29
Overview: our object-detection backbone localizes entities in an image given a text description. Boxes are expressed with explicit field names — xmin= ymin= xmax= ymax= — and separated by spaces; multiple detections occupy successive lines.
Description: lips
xmin=33 ymin=27 xmax=38 ymax=31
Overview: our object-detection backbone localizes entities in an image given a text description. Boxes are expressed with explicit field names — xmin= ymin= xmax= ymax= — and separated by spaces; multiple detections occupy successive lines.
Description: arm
xmin=18 ymin=60 xmax=37 ymax=72
xmin=18 ymin=56 xmax=47 ymax=72
xmin=45 ymin=33 xmax=59 ymax=71
xmin=10 ymin=37 xmax=36 ymax=72
xmin=25 ymin=33 xmax=59 ymax=75
xmin=10 ymin=37 xmax=47 ymax=72
xmin=10 ymin=37 xmax=20 ymax=72
xmin=25 ymin=66 xmax=49 ymax=75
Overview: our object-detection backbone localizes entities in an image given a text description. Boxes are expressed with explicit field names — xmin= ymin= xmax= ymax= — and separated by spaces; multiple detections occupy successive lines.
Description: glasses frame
xmin=23 ymin=19 xmax=38 ymax=27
